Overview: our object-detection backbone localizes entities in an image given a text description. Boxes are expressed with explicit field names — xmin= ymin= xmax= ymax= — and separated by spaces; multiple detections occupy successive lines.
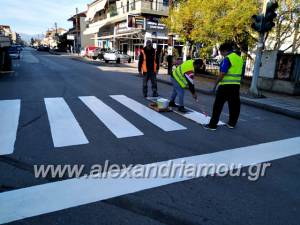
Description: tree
xmin=162 ymin=0 xmax=260 ymax=58
xmin=266 ymin=0 xmax=300 ymax=53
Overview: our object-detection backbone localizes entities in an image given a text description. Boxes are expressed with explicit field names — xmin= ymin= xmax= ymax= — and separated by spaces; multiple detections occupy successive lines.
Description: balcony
xmin=115 ymin=0 xmax=169 ymax=18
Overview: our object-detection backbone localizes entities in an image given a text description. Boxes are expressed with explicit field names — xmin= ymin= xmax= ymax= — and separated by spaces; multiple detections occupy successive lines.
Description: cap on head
xmin=219 ymin=42 xmax=233 ymax=52
xmin=193 ymin=58 xmax=203 ymax=67
xmin=146 ymin=40 xmax=152 ymax=47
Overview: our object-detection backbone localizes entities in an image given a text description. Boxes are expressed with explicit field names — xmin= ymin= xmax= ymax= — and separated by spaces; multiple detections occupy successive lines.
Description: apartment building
xmin=67 ymin=11 xmax=94 ymax=51
xmin=42 ymin=28 xmax=67 ymax=48
xmin=83 ymin=0 xmax=182 ymax=60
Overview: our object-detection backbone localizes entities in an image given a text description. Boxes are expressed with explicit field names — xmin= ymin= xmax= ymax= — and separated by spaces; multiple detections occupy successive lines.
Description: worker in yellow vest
xmin=169 ymin=59 xmax=204 ymax=113
xmin=204 ymin=43 xmax=244 ymax=131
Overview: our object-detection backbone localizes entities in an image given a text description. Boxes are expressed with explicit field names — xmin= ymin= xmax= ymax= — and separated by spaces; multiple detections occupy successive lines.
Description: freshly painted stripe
xmin=147 ymin=97 xmax=224 ymax=125
xmin=44 ymin=98 xmax=89 ymax=148
xmin=181 ymin=110 xmax=224 ymax=125
xmin=0 ymin=100 xmax=21 ymax=155
xmin=0 ymin=137 xmax=300 ymax=224
xmin=111 ymin=95 xmax=186 ymax=131
xmin=79 ymin=96 xmax=143 ymax=138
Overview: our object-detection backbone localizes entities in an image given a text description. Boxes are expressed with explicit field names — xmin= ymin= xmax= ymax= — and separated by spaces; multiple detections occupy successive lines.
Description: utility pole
xmin=76 ymin=7 xmax=79 ymax=54
xmin=54 ymin=22 xmax=58 ymax=36
xmin=167 ymin=0 xmax=174 ymax=75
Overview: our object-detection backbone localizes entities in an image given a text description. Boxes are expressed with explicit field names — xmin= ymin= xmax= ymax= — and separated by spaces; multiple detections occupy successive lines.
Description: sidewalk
xmin=55 ymin=53 xmax=300 ymax=120
xmin=155 ymin=68 xmax=300 ymax=120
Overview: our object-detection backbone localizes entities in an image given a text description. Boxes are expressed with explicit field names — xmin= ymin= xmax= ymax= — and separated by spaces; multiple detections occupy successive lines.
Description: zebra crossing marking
xmin=79 ymin=96 xmax=143 ymax=138
xmin=0 ymin=100 xmax=21 ymax=155
xmin=0 ymin=136 xmax=299 ymax=224
xmin=44 ymin=98 xmax=89 ymax=148
xmin=111 ymin=95 xmax=187 ymax=132
xmin=147 ymin=97 xmax=225 ymax=125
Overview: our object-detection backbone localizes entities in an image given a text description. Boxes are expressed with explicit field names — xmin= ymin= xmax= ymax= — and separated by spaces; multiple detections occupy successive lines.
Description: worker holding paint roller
xmin=169 ymin=59 xmax=204 ymax=113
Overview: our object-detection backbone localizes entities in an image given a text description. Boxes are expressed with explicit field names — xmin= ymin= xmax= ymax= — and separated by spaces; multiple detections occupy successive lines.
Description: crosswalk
xmin=1 ymin=136 xmax=300 ymax=224
xmin=0 ymin=95 xmax=224 ymax=155
xmin=79 ymin=96 xmax=143 ymax=138
xmin=0 ymin=100 xmax=21 ymax=155
xmin=45 ymin=98 xmax=89 ymax=148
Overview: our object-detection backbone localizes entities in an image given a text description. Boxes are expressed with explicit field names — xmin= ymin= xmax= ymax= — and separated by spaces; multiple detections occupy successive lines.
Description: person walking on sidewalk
xmin=169 ymin=59 xmax=203 ymax=113
xmin=138 ymin=40 xmax=160 ymax=98
xmin=204 ymin=42 xmax=244 ymax=131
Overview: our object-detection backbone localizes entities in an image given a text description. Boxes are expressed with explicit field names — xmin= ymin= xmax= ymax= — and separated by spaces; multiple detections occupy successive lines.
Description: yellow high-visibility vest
xmin=219 ymin=52 xmax=243 ymax=85
xmin=172 ymin=60 xmax=194 ymax=88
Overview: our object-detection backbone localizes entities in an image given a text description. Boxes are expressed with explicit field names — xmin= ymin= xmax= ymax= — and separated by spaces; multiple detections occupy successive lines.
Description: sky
xmin=0 ymin=0 xmax=91 ymax=35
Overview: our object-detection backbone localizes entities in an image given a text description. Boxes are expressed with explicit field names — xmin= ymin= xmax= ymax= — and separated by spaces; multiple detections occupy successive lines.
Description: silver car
xmin=103 ymin=51 xmax=131 ymax=64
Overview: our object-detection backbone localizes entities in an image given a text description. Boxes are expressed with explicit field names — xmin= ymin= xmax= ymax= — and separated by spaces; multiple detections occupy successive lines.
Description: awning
xmin=92 ymin=35 xmax=114 ymax=40
xmin=83 ymin=25 xmax=101 ymax=35
xmin=86 ymin=0 xmax=107 ymax=22
xmin=114 ymin=30 xmax=143 ymax=38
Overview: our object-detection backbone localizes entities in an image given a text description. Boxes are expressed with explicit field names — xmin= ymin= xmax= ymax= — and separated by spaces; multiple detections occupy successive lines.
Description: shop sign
xmin=146 ymin=17 xmax=166 ymax=32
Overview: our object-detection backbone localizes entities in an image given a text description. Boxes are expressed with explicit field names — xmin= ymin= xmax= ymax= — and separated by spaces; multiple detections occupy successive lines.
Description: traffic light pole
xmin=249 ymin=32 xmax=265 ymax=97
xmin=249 ymin=0 xmax=278 ymax=97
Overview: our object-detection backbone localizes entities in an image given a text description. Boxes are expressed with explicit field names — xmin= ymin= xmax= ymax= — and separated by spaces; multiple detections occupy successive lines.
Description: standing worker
xmin=169 ymin=59 xmax=203 ymax=112
xmin=204 ymin=42 xmax=244 ymax=131
xmin=138 ymin=40 xmax=160 ymax=98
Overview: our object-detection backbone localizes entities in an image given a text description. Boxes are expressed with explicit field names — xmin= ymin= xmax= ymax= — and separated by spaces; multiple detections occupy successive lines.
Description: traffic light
xmin=251 ymin=14 xmax=264 ymax=32
xmin=264 ymin=1 xmax=279 ymax=32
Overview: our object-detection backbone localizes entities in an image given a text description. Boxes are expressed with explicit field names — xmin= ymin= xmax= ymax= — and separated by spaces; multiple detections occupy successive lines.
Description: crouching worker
xmin=169 ymin=59 xmax=203 ymax=112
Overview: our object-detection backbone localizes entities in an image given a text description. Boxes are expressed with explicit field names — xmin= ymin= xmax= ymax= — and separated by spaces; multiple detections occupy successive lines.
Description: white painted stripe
xmin=44 ymin=98 xmax=89 ymax=148
xmin=0 ymin=137 xmax=300 ymax=224
xmin=147 ymin=97 xmax=224 ymax=125
xmin=0 ymin=100 xmax=21 ymax=155
xmin=111 ymin=95 xmax=186 ymax=132
xmin=182 ymin=110 xmax=224 ymax=125
xmin=79 ymin=96 xmax=143 ymax=138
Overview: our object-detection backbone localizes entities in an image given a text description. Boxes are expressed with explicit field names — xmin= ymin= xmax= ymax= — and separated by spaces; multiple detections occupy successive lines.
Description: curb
xmin=156 ymin=77 xmax=300 ymax=120
xmin=52 ymin=53 xmax=300 ymax=120
xmin=48 ymin=51 xmax=61 ymax=55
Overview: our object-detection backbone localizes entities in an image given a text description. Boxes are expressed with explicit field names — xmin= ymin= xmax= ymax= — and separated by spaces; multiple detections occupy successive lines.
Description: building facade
xmin=68 ymin=11 xmax=94 ymax=52
xmin=42 ymin=28 xmax=67 ymax=48
xmin=83 ymin=0 xmax=183 ymax=60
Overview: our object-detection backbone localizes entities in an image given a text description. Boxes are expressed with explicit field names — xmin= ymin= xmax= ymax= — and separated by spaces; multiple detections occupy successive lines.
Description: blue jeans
xmin=170 ymin=77 xmax=184 ymax=106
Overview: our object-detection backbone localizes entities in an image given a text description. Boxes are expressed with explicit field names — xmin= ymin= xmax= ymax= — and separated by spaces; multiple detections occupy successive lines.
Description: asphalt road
xmin=0 ymin=48 xmax=300 ymax=225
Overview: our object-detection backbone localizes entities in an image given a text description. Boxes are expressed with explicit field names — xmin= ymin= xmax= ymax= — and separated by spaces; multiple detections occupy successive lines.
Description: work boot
xmin=169 ymin=100 xmax=177 ymax=107
xmin=225 ymin=123 xmax=235 ymax=129
xmin=178 ymin=106 xmax=187 ymax=113
xmin=152 ymin=92 xmax=159 ymax=97
xmin=203 ymin=124 xmax=217 ymax=131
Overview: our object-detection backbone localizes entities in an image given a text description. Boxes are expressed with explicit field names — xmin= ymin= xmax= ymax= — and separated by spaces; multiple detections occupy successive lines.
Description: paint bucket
xmin=157 ymin=98 xmax=169 ymax=109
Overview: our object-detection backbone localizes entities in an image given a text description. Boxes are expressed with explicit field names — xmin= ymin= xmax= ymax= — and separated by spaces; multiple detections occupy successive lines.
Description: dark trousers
xmin=209 ymin=85 xmax=241 ymax=127
xmin=143 ymin=71 xmax=158 ymax=96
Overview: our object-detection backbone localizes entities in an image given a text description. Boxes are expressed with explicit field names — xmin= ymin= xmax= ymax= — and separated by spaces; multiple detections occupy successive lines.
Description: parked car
xmin=8 ymin=46 xmax=21 ymax=59
xmin=15 ymin=45 xmax=23 ymax=52
xmin=80 ymin=48 xmax=86 ymax=57
xmin=37 ymin=45 xmax=50 ymax=52
xmin=97 ymin=48 xmax=109 ymax=60
xmin=86 ymin=46 xmax=101 ymax=60
xmin=103 ymin=51 xmax=131 ymax=63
